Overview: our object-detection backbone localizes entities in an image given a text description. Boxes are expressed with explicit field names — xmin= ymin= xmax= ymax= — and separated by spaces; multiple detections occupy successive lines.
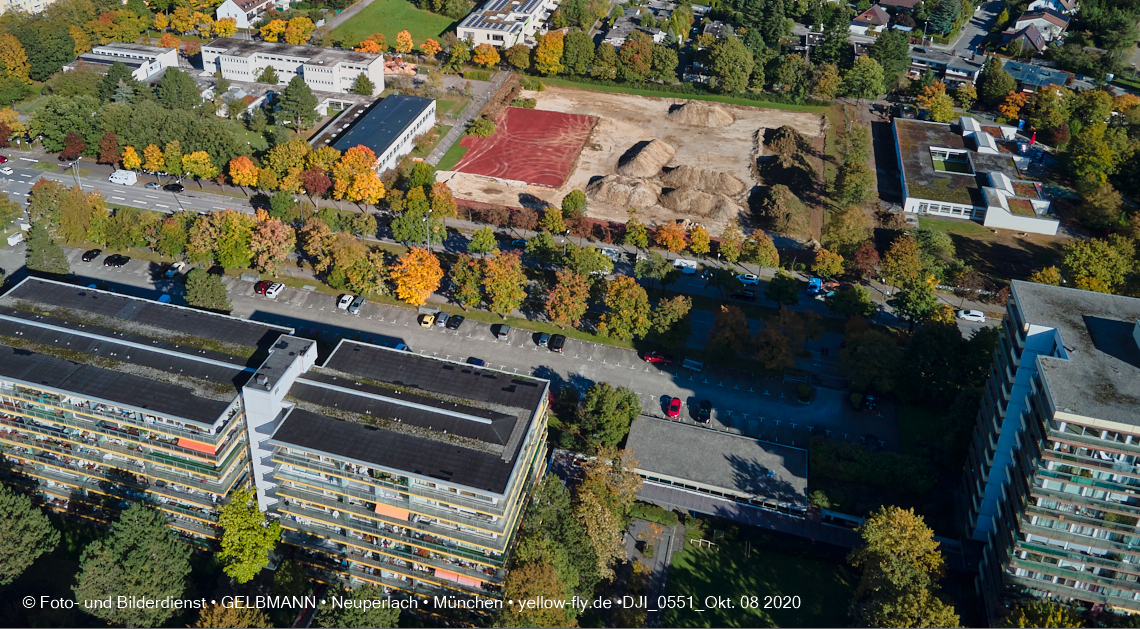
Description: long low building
xmin=63 ymin=43 xmax=179 ymax=82
xmin=203 ymin=38 xmax=384 ymax=96
xmin=0 ymin=278 xmax=548 ymax=610
xmin=318 ymin=94 xmax=437 ymax=174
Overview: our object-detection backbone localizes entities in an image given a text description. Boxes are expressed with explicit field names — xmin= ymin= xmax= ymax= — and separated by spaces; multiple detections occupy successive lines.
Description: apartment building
xmin=215 ymin=0 xmax=275 ymax=29
xmin=961 ymin=281 xmax=1140 ymax=616
xmin=0 ymin=0 xmax=52 ymax=15
xmin=202 ymin=38 xmax=384 ymax=96
xmin=0 ymin=278 xmax=548 ymax=609
xmin=0 ymin=278 xmax=290 ymax=547
xmin=457 ymin=0 xmax=559 ymax=48
xmin=63 ymin=43 xmax=180 ymax=82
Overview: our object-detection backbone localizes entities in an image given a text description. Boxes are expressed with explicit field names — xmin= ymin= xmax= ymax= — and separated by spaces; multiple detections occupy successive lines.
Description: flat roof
xmin=1012 ymin=281 xmax=1140 ymax=426
xmin=73 ymin=56 xmax=146 ymax=69
xmin=93 ymin=43 xmax=175 ymax=54
xmin=204 ymin=37 xmax=380 ymax=65
xmin=626 ymin=417 xmax=808 ymax=504
xmin=895 ymin=118 xmax=1019 ymax=207
xmin=459 ymin=0 xmax=544 ymax=30
xmin=329 ymin=95 xmax=434 ymax=158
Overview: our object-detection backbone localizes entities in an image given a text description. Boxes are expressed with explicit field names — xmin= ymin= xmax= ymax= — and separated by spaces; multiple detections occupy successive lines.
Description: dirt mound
xmin=667 ymin=102 xmax=736 ymax=127
xmin=617 ymin=139 xmax=676 ymax=178
xmin=659 ymin=165 xmax=746 ymax=196
xmin=658 ymin=188 xmax=743 ymax=219
xmin=586 ymin=174 xmax=660 ymax=208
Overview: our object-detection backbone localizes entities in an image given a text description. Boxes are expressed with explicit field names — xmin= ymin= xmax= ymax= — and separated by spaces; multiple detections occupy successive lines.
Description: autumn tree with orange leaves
xmin=999 ymin=91 xmax=1030 ymax=120
xmin=473 ymin=43 xmax=500 ymax=68
xmin=547 ymin=270 xmax=590 ymax=329
xmin=391 ymin=247 xmax=443 ymax=306
xmin=654 ymin=222 xmax=687 ymax=254
xmin=355 ymin=33 xmax=387 ymax=53
xmin=421 ymin=38 xmax=441 ymax=58
xmin=331 ymin=146 xmax=385 ymax=204
xmin=228 ymin=156 xmax=258 ymax=190
xmin=250 ymin=209 xmax=296 ymax=274
xmin=395 ymin=30 xmax=414 ymax=53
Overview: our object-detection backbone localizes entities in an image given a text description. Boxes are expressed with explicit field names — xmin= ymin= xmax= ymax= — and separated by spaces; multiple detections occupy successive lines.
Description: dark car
xmin=509 ymin=239 xmax=527 ymax=249
xmin=549 ymin=334 xmax=566 ymax=353
xmin=82 ymin=249 xmax=101 ymax=262
xmin=696 ymin=400 xmax=712 ymax=424
xmin=254 ymin=280 xmax=271 ymax=295
xmin=730 ymin=289 xmax=756 ymax=301
xmin=864 ymin=394 xmax=878 ymax=412
xmin=466 ymin=357 xmax=486 ymax=366
xmin=163 ymin=183 xmax=184 ymax=193
xmin=445 ymin=314 xmax=465 ymax=330
xmin=103 ymin=254 xmax=126 ymax=267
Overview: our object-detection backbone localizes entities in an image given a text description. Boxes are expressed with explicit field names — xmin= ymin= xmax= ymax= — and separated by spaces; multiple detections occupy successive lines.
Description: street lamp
xmin=563 ymin=229 xmax=570 ymax=255
xmin=73 ymin=156 xmax=83 ymax=191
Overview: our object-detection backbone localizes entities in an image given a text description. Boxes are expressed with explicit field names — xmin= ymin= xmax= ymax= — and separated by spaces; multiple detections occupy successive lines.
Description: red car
xmin=254 ymin=280 xmax=271 ymax=295
xmin=641 ymin=351 xmax=675 ymax=365
xmin=666 ymin=397 xmax=682 ymax=418
xmin=0 ymin=155 xmax=8 ymax=163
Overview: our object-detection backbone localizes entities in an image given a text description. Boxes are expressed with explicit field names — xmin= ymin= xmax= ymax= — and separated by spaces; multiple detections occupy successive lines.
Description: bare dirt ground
xmin=438 ymin=85 xmax=826 ymax=235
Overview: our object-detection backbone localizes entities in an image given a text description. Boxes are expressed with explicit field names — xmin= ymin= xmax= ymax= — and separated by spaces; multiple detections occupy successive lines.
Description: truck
xmin=108 ymin=170 xmax=137 ymax=186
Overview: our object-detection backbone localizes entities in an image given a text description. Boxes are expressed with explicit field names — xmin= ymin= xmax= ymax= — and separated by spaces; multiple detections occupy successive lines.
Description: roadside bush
xmin=629 ymin=502 xmax=680 ymax=527
xmin=510 ymin=98 xmax=537 ymax=108
xmin=466 ymin=118 xmax=497 ymax=137
xmin=519 ymin=76 xmax=545 ymax=91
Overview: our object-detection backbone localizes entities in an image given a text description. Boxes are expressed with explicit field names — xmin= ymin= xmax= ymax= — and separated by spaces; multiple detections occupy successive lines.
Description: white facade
xmin=202 ymin=38 xmax=384 ymax=96
xmin=64 ymin=44 xmax=179 ymax=82
xmin=327 ymin=95 xmax=437 ymax=174
xmin=374 ymin=105 xmax=436 ymax=173
xmin=0 ymin=0 xmax=52 ymax=15
xmin=1013 ymin=12 xmax=1068 ymax=40
xmin=457 ymin=0 xmax=559 ymax=48
xmin=215 ymin=0 xmax=275 ymax=30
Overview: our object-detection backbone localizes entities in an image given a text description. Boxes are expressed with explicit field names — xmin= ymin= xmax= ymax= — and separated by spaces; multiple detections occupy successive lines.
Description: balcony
xmin=1021 ymin=522 xmax=1140 ymax=556
xmin=1010 ymin=556 xmax=1140 ymax=596
xmin=1006 ymin=573 xmax=1140 ymax=610
xmin=1017 ymin=540 xmax=1140 ymax=579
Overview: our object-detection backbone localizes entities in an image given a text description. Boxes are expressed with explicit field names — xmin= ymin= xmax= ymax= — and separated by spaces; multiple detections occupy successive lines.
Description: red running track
xmin=453 ymin=108 xmax=596 ymax=188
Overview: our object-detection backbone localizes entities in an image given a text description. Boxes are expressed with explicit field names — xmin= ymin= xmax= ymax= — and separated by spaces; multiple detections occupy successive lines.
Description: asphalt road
xmin=938 ymin=0 xmax=1002 ymax=51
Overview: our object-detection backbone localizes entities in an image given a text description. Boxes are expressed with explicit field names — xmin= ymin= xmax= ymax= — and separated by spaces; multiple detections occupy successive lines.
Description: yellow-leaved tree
xmin=120 ymin=146 xmax=141 ymax=171
xmin=259 ymin=19 xmax=287 ymax=42
xmin=214 ymin=17 xmax=237 ymax=38
xmin=142 ymin=144 xmax=164 ymax=173
xmin=390 ymin=247 xmax=443 ymax=306
xmin=0 ymin=34 xmax=31 ymax=83
xmin=394 ymin=30 xmax=414 ymax=53
xmin=283 ymin=17 xmax=314 ymax=45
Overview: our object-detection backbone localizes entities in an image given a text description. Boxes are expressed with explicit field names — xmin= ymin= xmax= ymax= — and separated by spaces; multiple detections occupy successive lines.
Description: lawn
xmin=330 ymin=0 xmax=455 ymax=48
xmin=411 ymin=123 xmax=451 ymax=158
xmin=917 ymin=215 xmax=1065 ymax=282
xmin=917 ymin=216 xmax=993 ymax=238
xmin=435 ymin=98 xmax=459 ymax=116
xmin=436 ymin=140 xmax=469 ymax=170
xmin=664 ymin=525 xmax=857 ymax=628
xmin=234 ymin=126 xmax=269 ymax=151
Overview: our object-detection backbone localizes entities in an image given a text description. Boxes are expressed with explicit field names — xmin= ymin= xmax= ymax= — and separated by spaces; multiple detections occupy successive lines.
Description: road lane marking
xmin=112 ymin=196 xmax=125 ymax=200
xmin=155 ymin=203 xmax=168 ymax=208
xmin=145 ymin=195 xmax=159 ymax=199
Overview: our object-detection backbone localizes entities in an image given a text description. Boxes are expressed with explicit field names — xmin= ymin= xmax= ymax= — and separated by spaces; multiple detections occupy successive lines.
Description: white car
xmin=0 ymin=167 xmax=12 ymax=175
xmin=957 ymin=309 xmax=986 ymax=322
xmin=265 ymin=282 xmax=284 ymax=299
xmin=337 ymin=294 xmax=353 ymax=310
xmin=737 ymin=273 xmax=760 ymax=285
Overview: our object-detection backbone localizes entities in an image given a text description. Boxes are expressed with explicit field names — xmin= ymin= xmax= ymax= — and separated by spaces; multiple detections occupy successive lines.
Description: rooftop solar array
xmin=460 ymin=0 xmax=543 ymax=28
xmin=329 ymin=95 xmax=434 ymax=157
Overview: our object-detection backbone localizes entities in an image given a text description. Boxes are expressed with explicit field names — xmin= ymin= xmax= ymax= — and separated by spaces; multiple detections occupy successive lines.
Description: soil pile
xmin=658 ymin=188 xmax=743 ymax=219
xmin=659 ymin=165 xmax=747 ymax=196
xmin=586 ymin=174 xmax=660 ymax=208
xmin=667 ymin=101 xmax=736 ymax=127
xmin=617 ymin=139 xmax=676 ymax=178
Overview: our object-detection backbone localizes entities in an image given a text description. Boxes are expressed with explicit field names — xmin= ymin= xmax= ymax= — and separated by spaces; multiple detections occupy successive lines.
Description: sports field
xmin=330 ymin=0 xmax=454 ymax=48
xmin=452 ymin=108 xmax=596 ymax=187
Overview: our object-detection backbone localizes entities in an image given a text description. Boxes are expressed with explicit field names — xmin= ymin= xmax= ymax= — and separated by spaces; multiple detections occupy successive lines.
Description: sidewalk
xmin=427 ymin=70 xmax=510 ymax=165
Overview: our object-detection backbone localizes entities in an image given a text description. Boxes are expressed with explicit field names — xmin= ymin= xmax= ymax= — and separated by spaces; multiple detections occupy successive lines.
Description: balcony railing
xmin=1010 ymin=556 xmax=1140 ymax=595
xmin=1018 ymin=540 xmax=1140 ymax=578
xmin=1021 ymin=522 xmax=1140 ymax=556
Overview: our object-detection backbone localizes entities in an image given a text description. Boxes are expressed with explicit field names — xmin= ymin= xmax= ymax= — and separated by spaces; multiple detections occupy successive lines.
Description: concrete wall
xmin=982 ymin=204 xmax=1060 ymax=235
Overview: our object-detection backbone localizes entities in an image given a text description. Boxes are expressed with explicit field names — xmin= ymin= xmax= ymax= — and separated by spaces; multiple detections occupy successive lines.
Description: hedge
xmin=463 ymin=70 xmax=492 ymax=82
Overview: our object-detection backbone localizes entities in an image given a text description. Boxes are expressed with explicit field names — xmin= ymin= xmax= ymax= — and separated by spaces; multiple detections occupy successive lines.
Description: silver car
xmin=348 ymin=295 xmax=366 ymax=315
xmin=436 ymin=312 xmax=450 ymax=327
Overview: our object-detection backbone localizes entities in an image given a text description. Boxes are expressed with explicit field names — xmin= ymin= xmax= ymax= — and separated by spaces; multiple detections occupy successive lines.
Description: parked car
xmin=446 ymin=314 xmax=465 ymax=330
xmin=730 ymin=290 xmax=756 ymax=301
xmin=736 ymin=273 xmax=759 ymax=285
xmin=549 ymin=334 xmax=566 ymax=353
xmin=419 ymin=313 xmax=436 ymax=327
xmin=864 ymin=394 xmax=878 ymax=411
xmin=435 ymin=312 xmax=449 ymax=327
xmin=538 ymin=333 xmax=550 ymax=347
xmin=509 ymin=239 xmax=527 ymax=249
xmin=265 ymin=283 xmax=285 ymax=299
xmin=81 ymin=249 xmax=101 ymax=262
xmin=495 ymin=325 xmax=511 ymax=340
xmin=641 ymin=351 xmax=674 ymax=365
xmin=145 ymin=181 xmax=162 ymax=190
xmin=957 ymin=309 xmax=986 ymax=322
xmin=163 ymin=183 xmax=184 ymax=193
xmin=394 ymin=343 xmax=411 ymax=351
xmin=0 ymin=155 xmax=8 ymax=163
xmin=337 ymin=294 xmax=353 ymax=310
xmin=666 ymin=397 xmax=682 ymax=418
xmin=696 ymin=400 xmax=712 ymax=424
xmin=104 ymin=254 xmax=129 ymax=267
xmin=348 ymin=295 xmax=365 ymax=314
xmin=254 ymin=280 xmax=272 ymax=295
xmin=163 ymin=261 xmax=186 ymax=279
xmin=0 ymin=167 xmax=13 ymax=176
xmin=466 ymin=357 xmax=486 ymax=366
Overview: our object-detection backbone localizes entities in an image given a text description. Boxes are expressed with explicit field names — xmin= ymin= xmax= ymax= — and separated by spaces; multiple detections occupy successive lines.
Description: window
xmin=492 ymin=34 xmax=504 ymax=41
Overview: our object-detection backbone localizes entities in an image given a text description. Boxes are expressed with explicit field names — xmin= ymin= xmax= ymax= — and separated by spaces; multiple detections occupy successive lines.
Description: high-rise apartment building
xmin=0 ymin=279 xmax=548 ymax=610
xmin=961 ymin=280 xmax=1140 ymax=615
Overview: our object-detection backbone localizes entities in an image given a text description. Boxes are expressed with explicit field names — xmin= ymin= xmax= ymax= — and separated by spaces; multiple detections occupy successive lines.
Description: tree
xmin=61 ymin=131 xmax=85 ymax=161
xmin=562 ymin=31 xmax=593 ymax=76
xmin=634 ymin=250 xmax=679 ymax=291
xmin=25 ymin=221 xmax=69 ymax=275
xmin=259 ymin=18 xmax=287 ymax=41
xmin=194 ymin=603 xmax=270 ymax=629
xmin=741 ymin=230 xmax=779 ymax=267
xmin=813 ymin=248 xmax=844 ymax=278
xmin=163 ymin=140 xmax=183 ymax=177
xmin=120 ymin=145 xmax=141 ymax=171
xmin=651 ymin=295 xmax=691 ymax=348
xmin=547 ymin=270 xmax=590 ymax=328
xmin=999 ymin=91 xmax=1030 ymax=120
xmin=468 ymin=225 xmax=498 ymax=256
xmin=535 ymin=31 xmax=564 ymax=75
xmin=142 ymin=144 xmax=164 ymax=173
xmin=250 ymin=209 xmax=297 ymax=274
xmin=709 ymin=36 xmax=754 ymax=93
xmin=501 ymin=562 xmax=576 ymax=628
xmin=618 ymin=31 xmax=654 ymax=81
xmin=955 ymin=82 xmax=977 ymax=110
xmin=765 ymin=271 xmax=800 ymax=308
xmin=217 ymin=487 xmax=281 ymax=584
xmin=279 ymin=76 xmax=318 ymax=128
xmin=473 ymin=43 xmax=500 ymax=68
xmin=1001 ymin=601 xmax=1083 ymax=629
xmin=827 ymin=285 xmax=877 ymax=318
xmin=156 ymin=68 xmax=200 ymax=110
xmin=391 ymin=247 xmax=443 ymax=306
xmin=229 ymin=155 xmax=259 ymax=190
xmin=917 ymin=81 xmax=955 ymax=122
xmin=706 ymin=304 xmax=750 ymax=357
xmin=483 ymin=250 xmax=527 ymax=317
xmin=565 ymin=244 xmax=613 ymax=277
xmin=350 ymin=73 xmax=375 ymax=96
xmin=407 ymin=161 xmax=437 ymax=188
xmin=576 ymin=383 xmax=641 ymax=449
xmin=1028 ymin=265 xmax=1062 ymax=285
xmin=1067 ymin=122 xmax=1119 ymax=186
xmin=1062 ymin=237 xmax=1133 ymax=293
xmin=182 ymin=150 xmax=217 ymax=183
xmin=300 ymin=168 xmax=332 ymax=200
xmin=624 ymin=213 xmax=648 ymax=249
xmin=867 ymin=29 xmax=908 ymax=90
xmin=256 ymin=65 xmax=280 ymax=83
xmin=654 ymin=221 xmax=687 ymax=254
xmin=689 ymin=224 xmax=710 ymax=256
xmin=540 ymin=206 xmax=567 ymax=235
xmin=894 ymin=284 xmax=941 ymax=329
xmin=72 ymin=504 xmax=192 ymax=627
xmin=834 ymin=160 xmax=876 ymax=206
xmin=811 ymin=63 xmax=842 ymax=99
xmin=839 ymin=327 xmax=899 ymax=389
xmin=1075 ymin=182 xmax=1122 ymax=229
xmin=774 ymin=54 xmax=810 ymax=98
xmin=599 ymin=276 xmax=651 ymax=340
xmin=214 ymin=17 xmax=237 ymax=37
xmin=314 ymin=584 xmax=400 ymax=628
xmin=561 ymin=189 xmax=587 ymax=221
xmin=881 ymin=236 xmax=923 ymax=289
xmin=843 ymin=55 xmax=885 ymax=99
xmin=185 ymin=268 xmax=232 ymax=311
xmin=0 ymin=34 xmax=30 ymax=84
xmin=719 ymin=220 xmax=744 ymax=262
xmin=591 ymin=42 xmax=619 ymax=79
xmin=0 ymin=485 xmax=59 ymax=586
xmin=927 ymin=0 xmax=961 ymax=33
xmin=978 ymin=56 xmax=1016 ymax=107
xmin=449 ymin=254 xmax=483 ymax=309
xmin=421 ymin=38 xmax=442 ymax=59
xmin=574 ymin=447 xmax=641 ymax=579
xmin=504 ymin=43 xmax=530 ymax=71
xmin=394 ymin=30 xmax=414 ymax=54
xmin=283 ymin=16 xmax=314 ymax=45
xmin=331 ymin=145 xmax=385 ymax=203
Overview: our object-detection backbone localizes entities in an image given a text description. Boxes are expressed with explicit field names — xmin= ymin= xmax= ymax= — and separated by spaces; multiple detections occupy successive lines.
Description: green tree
xmin=843 ymin=55 xmax=885 ymax=99
xmin=741 ymin=230 xmax=779 ymax=267
xmin=927 ymin=0 xmax=961 ymax=33
xmin=350 ymin=73 xmax=375 ymax=96
xmin=1000 ymin=600 xmax=1083 ymax=628
xmin=706 ymin=304 xmax=751 ymax=357
xmin=314 ymin=584 xmax=400 ymax=628
xmin=866 ymin=29 xmax=908 ymax=90
xmin=882 ymin=236 xmax=924 ymax=288
xmin=563 ymin=31 xmax=595 ymax=76
xmin=599 ymin=276 xmax=651 ymax=340
xmin=25 ymin=220 xmax=69 ymax=275
xmin=624 ymin=213 xmax=648 ymax=249
xmin=72 ymin=504 xmax=192 ymax=627
xmin=449 ymin=253 xmax=484 ymax=309
xmin=279 ymin=76 xmax=319 ymax=128
xmin=826 ymin=285 xmax=876 ymax=317
xmin=1062 ymin=237 xmax=1133 ymax=293
xmin=576 ymin=383 xmax=641 ymax=449
xmin=835 ymin=159 xmax=876 ymax=205
xmin=467 ymin=225 xmax=498 ymax=256
xmin=651 ymin=294 xmax=691 ymax=349
xmin=561 ymin=189 xmax=587 ymax=220
xmin=217 ymin=488 xmax=281 ymax=584
xmin=1066 ymin=122 xmax=1119 ymax=186
xmin=634 ymin=250 xmax=679 ymax=290
xmin=813 ymin=248 xmax=845 ymax=278
xmin=540 ymin=206 xmax=567 ymax=235
xmin=977 ymin=56 xmax=1016 ymax=107
xmin=185 ymin=268 xmax=232 ymax=311
xmin=0 ymin=485 xmax=59 ymax=585
xmin=765 ymin=271 xmax=800 ymax=308
xmin=565 ymin=244 xmax=613 ymax=277
xmin=811 ymin=62 xmax=842 ymax=99
xmin=709 ymin=36 xmax=754 ymax=93
xmin=407 ymin=161 xmax=437 ymax=188
xmin=482 ymin=250 xmax=528 ymax=317
xmin=156 ymin=68 xmax=200 ymax=110
xmin=839 ymin=328 xmax=900 ymax=390
xmin=99 ymin=61 xmax=136 ymax=102
xmin=547 ymin=270 xmax=590 ymax=328
xmin=720 ymin=220 xmax=744 ymax=262
xmin=1028 ymin=265 xmax=1063 ymax=285
xmin=391 ymin=208 xmax=445 ymax=245
xmin=256 ymin=65 xmax=280 ymax=83
xmin=526 ymin=231 xmax=560 ymax=265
